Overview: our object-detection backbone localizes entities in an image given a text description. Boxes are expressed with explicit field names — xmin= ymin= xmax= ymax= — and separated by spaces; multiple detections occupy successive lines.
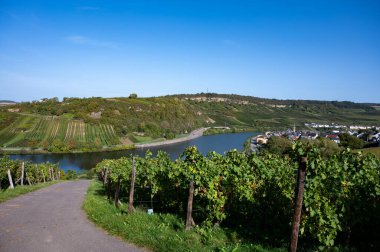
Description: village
xmin=251 ymin=122 xmax=380 ymax=153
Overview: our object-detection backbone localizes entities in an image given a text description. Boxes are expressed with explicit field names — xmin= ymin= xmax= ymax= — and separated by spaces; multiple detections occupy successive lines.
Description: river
xmin=7 ymin=132 xmax=257 ymax=172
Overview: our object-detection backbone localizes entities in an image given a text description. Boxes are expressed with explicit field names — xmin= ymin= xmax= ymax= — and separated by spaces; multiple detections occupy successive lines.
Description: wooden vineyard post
xmin=51 ymin=167 xmax=55 ymax=181
xmin=41 ymin=169 xmax=46 ymax=183
xmin=114 ymin=175 xmax=121 ymax=208
xmin=7 ymin=166 xmax=14 ymax=189
xmin=107 ymin=175 xmax=112 ymax=200
xmin=289 ymin=156 xmax=307 ymax=252
xmin=128 ymin=157 xmax=136 ymax=213
xmin=26 ymin=172 xmax=31 ymax=185
xmin=103 ymin=168 xmax=108 ymax=186
xmin=21 ymin=162 xmax=25 ymax=186
xmin=185 ymin=181 xmax=195 ymax=231
xmin=101 ymin=169 xmax=105 ymax=186
xmin=49 ymin=167 xmax=52 ymax=181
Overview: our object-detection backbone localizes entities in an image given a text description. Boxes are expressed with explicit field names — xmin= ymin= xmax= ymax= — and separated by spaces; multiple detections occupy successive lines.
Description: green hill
xmin=172 ymin=93 xmax=380 ymax=130
xmin=0 ymin=96 xmax=206 ymax=152
xmin=0 ymin=94 xmax=379 ymax=153
xmin=0 ymin=100 xmax=17 ymax=106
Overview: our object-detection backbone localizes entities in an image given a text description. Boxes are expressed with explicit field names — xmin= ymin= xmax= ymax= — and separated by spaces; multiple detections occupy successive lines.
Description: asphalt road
xmin=0 ymin=180 xmax=143 ymax=252
xmin=135 ymin=127 xmax=208 ymax=148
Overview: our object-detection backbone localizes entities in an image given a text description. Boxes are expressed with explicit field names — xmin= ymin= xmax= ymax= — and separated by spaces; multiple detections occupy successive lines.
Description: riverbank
xmin=203 ymin=127 xmax=255 ymax=136
xmin=5 ymin=132 xmax=254 ymax=171
xmin=0 ymin=128 xmax=208 ymax=155
xmin=135 ymin=128 xmax=208 ymax=148
xmin=0 ymin=145 xmax=136 ymax=155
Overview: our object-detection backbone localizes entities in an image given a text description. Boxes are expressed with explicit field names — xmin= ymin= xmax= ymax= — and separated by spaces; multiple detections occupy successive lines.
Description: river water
xmin=7 ymin=132 xmax=257 ymax=172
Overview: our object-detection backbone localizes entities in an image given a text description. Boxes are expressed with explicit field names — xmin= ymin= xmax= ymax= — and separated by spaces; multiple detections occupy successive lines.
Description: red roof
xmin=326 ymin=134 xmax=339 ymax=139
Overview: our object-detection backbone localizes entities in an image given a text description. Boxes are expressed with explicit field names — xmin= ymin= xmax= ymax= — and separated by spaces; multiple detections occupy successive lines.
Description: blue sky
xmin=1 ymin=0 xmax=379 ymax=102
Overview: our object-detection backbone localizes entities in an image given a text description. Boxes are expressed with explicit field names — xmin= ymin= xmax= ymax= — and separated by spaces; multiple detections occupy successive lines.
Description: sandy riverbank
xmin=135 ymin=128 xmax=208 ymax=148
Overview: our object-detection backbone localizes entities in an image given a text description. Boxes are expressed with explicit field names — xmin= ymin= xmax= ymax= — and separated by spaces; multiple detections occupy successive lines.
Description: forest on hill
xmin=0 ymin=94 xmax=379 ymax=153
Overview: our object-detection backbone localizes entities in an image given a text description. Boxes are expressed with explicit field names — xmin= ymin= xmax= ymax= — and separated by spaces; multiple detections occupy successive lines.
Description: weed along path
xmin=0 ymin=180 xmax=142 ymax=252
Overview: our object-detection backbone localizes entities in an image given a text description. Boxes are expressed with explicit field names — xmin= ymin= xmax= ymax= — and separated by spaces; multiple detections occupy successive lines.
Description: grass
xmin=0 ymin=180 xmax=60 ymax=203
xmin=131 ymin=135 xmax=166 ymax=144
xmin=176 ymin=133 xmax=190 ymax=138
xmin=130 ymin=135 xmax=154 ymax=143
xmin=83 ymin=180 xmax=286 ymax=252
xmin=356 ymin=147 xmax=380 ymax=159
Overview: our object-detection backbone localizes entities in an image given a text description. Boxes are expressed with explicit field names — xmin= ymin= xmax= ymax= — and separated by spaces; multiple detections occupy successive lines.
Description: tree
xmin=94 ymin=137 xmax=102 ymax=148
xmin=300 ymin=138 xmax=340 ymax=158
xmin=67 ymin=139 xmax=76 ymax=150
xmin=41 ymin=140 xmax=49 ymax=150
xmin=27 ymin=140 xmax=38 ymax=149
xmin=51 ymin=97 xmax=59 ymax=102
xmin=129 ymin=93 xmax=138 ymax=99
xmin=262 ymin=136 xmax=292 ymax=155
xmin=339 ymin=133 xmax=364 ymax=149
xmin=49 ymin=139 xmax=66 ymax=152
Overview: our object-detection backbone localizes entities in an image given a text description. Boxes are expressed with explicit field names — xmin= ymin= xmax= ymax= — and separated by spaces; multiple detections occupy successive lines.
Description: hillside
xmin=0 ymin=100 xmax=17 ymax=106
xmin=172 ymin=93 xmax=380 ymax=130
xmin=0 ymin=97 xmax=207 ymax=152
xmin=0 ymin=94 xmax=379 ymax=153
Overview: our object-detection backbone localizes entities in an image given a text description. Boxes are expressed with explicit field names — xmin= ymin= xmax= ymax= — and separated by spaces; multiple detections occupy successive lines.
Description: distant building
xmin=39 ymin=98 xmax=49 ymax=102
xmin=325 ymin=134 xmax=340 ymax=144
xmin=7 ymin=108 xmax=20 ymax=113
xmin=89 ymin=111 xmax=102 ymax=119
xmin=256 ymin=135 xmax=268 ymax=144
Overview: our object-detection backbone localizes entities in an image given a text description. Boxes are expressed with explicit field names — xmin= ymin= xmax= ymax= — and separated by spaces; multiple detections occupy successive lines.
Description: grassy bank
xmin=0 ymin=144 xmax=135 ymax=155
xmin=83 ymin=180 xmax=285 ymax=252
xmin=356 ymin=147 xmax=380 ymax=159
xmin=203 ymin=127 xmax=254 ymax=136
xmin=0 ymin=180 xmax=60 ymax=203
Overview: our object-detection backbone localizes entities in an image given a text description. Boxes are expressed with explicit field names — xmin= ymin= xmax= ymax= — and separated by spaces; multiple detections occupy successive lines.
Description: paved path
xmin=136 ymin=127 xmax=208 ymax=148
xmin=0 ymin=180 xmax=143 ymax=252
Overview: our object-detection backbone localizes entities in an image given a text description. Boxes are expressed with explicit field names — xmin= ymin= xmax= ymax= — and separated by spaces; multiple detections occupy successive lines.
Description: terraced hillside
xmin=1 ymin=94 xmax=379 ymax=153
xmin=0 ymin=114 xmax=120 ymax=151
xmin=174 ymin=94 xmax=380 ymax=130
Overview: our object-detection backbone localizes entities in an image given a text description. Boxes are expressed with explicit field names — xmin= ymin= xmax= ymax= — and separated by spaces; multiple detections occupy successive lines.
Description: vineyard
xmin=0 ymin=114 xmax=120 ymax=151
xmin=94 ymin=143 xmax=380 ymax=250
xmin=2 ymin=94 xmax=380 ymax=154
xmin=0 ymin=156 xmax=64 ymax=190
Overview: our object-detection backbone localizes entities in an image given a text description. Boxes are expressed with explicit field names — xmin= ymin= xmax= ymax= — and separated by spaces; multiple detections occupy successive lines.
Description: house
xmin=7 ymin=108 xmax=20 ymax=113
xmin=325 ymin=134 xmax=340 ymax=144
xmin=89 ymin=111 xmax=102 ymax=119
xmin=306 ymin=132 xmax=318 ymax=139
xmin=369 ymin=132 xmax=380 ymax=142
xmin=39 ymin=98 xmax=49 ymax=102
xmin=252 ymin=135 xmax=268 ymax=144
